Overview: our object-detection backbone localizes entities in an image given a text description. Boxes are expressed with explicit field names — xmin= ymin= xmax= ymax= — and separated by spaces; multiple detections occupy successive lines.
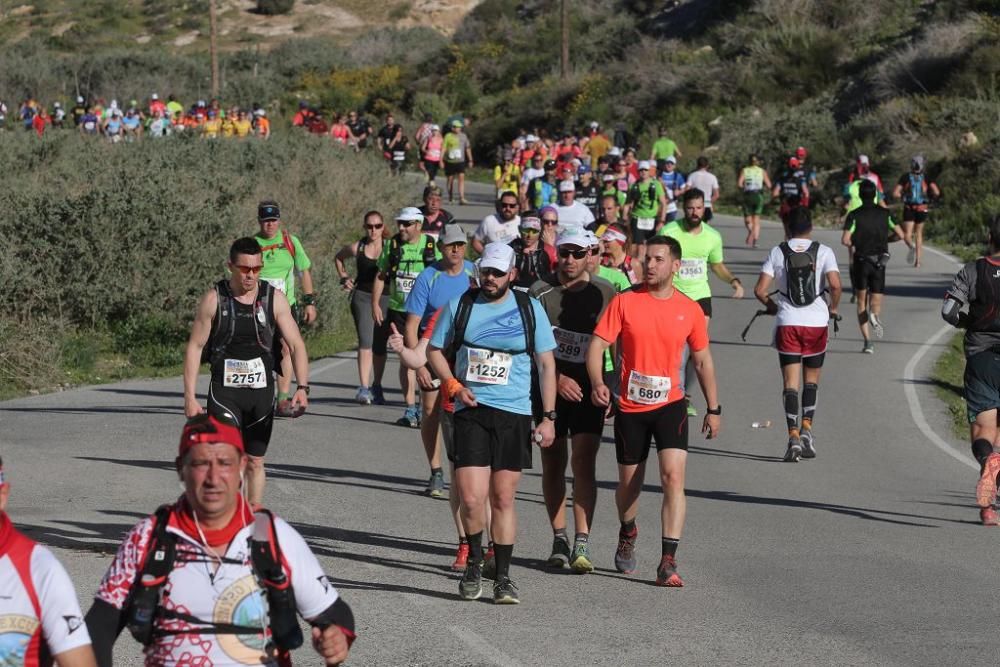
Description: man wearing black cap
xmin=754 ymin=207 xmax=841 ymax=462
xmin=523 ymin=159 xmax=560 ymax=211
xmin=255 ymin=200 xmax=317 ymax=417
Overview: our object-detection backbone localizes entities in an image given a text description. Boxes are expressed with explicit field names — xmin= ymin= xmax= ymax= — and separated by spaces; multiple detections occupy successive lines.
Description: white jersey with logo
xmin=0 ymin=530 xmax=91 ymax=666
xmin=95 ymin=513 xmax=340 ymax=667
xmin=686 ymin=170 xmax=719 ymax=207
xmin=473 ymin=214 xmax=521 ymax=245
xmin=554 ymin=201 xmax=595 ymax=228
xmin=761 ymin=238 xmax=839 ymax=327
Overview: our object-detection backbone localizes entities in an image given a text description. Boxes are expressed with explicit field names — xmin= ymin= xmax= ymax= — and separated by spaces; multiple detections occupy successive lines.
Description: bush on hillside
xmin=256 ymin=0 xmax=295 ymax=16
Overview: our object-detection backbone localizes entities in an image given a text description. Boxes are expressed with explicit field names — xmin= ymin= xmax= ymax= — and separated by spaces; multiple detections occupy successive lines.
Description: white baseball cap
xmin=439 ymin=224 xmax=467 ymax=245
xmin=395 ymin=206 xmax=424 ymax=222
xmin=479 ymin=242 xmax=515 ymax=273
xmin=858 ymin=154 xmax=870 ymax=165
xmin=151 ymin=93 xmax=159 ymax=100
xmin=608 ymin=147 xmax=622 ymax=157
xmin=555 ymin=229 xmax=590 ymax=248
xmin=638 ymin=160 xmax=652 ymax=171
xmin=589 ymin=121 xmax=599 ymax=129
xmin=558 ymin=180 xmax=576 ymax=193
xmin=526 ymin=134 xmax=538 ymax=143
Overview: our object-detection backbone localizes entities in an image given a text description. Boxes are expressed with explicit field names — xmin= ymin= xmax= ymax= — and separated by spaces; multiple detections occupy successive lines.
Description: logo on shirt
xmin=213 ymin=574 xmax=268 ymax=664
xmin=0 ymin=614 xmax=39 ymax=661
xmin=63 ymin=615 xmax=83 ymax=634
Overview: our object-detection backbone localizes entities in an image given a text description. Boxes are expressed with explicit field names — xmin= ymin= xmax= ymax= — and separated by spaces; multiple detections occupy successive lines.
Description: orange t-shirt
xmin=593 ymin=286 xmax=709 ymax=412
xmin=420 ymin=308 xmax=454 ymax=412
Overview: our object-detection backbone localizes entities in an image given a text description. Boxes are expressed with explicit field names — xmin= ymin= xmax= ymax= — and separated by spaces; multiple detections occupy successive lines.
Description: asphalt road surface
xmin=2 ymin=180 xmax=993 ymax=666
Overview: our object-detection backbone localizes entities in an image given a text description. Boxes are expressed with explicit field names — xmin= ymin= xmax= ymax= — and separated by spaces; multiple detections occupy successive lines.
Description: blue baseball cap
xmin=578 ymin=164 xmax=591 ymax=175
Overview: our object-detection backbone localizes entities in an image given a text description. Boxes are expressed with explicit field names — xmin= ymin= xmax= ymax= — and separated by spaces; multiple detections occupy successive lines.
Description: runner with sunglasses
xmin=530 ymin=229 xmax=617 ymax=573
xmin=538 ymin=206 xmax=560 ymax=267
xmin=510 ymin=212 xmax=556 ymax=289
xmin=472 ymin=191 xmax=522 ymax=254
xmin=183 ymin=237 xmax=311 ymax=507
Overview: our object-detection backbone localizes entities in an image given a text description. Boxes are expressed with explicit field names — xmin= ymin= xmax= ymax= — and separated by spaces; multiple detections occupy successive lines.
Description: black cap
xmin=544 ymin=159 xmax=557 ymax=170
xmin=258 ymin=201 xmax=280 ymax=221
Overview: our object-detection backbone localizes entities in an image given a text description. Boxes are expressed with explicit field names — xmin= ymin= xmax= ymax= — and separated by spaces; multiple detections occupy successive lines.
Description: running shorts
xmin=350 ymin=289 xmax=390 ymax=354
xmin=965 ymin=349 xmax=1000 ymax=424
xmin=852 ymin=257 xmax=886 ymax=294
xmin=453 ymin=405 xmax=533 ymax=471
xmin=630 ymin=218 xmax=659 ymax=244
xmin=441 ymin=408 xmax=456 ymax=463
xmin=703 ymin=206 xmax=714 ymax=222
xmin=555 ymin=393 xmax=605 ymax=438
xmin=903 ymin=205 xmax=929 ymax=224
xmin=444 ymin=161 xmax=466 ymax=176
xmin=208 ymin=382 xmax=275 ymax=457
xmin=774 ymin=325 xmax=828 ymax=357
xmin=696 ymin=297 xmax=712 ymax=318
xmin=613 ymin=398 xmax=688 ymax=465
xmin=742 ymin=191 xmax=765 ymax=216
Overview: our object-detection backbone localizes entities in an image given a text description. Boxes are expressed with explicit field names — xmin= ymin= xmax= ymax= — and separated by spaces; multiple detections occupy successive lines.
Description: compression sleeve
xmin=84 ymin=599 xmax=126 ymax=667
xmin=308 ymin=597 xmax=356 ymax=645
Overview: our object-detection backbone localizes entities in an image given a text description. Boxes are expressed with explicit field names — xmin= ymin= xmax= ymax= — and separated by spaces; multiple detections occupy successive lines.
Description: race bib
xmin=447 ymin=148 xmax=463 ymax=161
xmin=395 ymin=273 xmax=417 ymax=296
xmin=636 ymin=217 xmax=655 ymax=231
xmin=553 ymin=327 xmax=591 ymax=364
xmin=465 ymin=348 xmax=512 ymax=385
xmin=223 ymin=357 xmax=267 ymax=389
xmin=393 ymin=151 xmax=406 ymax=161
xmin=679 ymin=258 xmax=707 ymax=281
xmin=626 ymin=370 xmax=670 ymax=405
xmin=263 ymin=277 xmax=286 ymax=294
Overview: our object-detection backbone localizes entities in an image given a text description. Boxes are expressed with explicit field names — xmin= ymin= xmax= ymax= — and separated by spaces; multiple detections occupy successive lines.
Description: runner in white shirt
xmin=471 ymin=191 xmax=521 ymax=253
xmin=0 ymin=457 xmax=96 ymax=667
xmin=85 ymin=416 xmax=355 ymax=667
xmin=753 ymin=207 xmax=841 ymax=463
xmin=686 ymin=156 xmax=720 ymax=222
xmin=554 ymin=180 xmax=596 ymax=229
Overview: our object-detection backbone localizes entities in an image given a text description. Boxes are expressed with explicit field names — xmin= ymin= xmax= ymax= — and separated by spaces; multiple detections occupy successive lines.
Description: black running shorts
xmin=852 ymin=258 xmax=886 ymax=294
xmin=613 ymin=398 xmax=688 ymax=465
xmin=441 ymin=409 xmax=456 ymax=464
xmin=208 ymin=382 xmax=275 ymax=457
xmin=453 ymin=405 xmax=533 ymax=471
xmin=555 ymin=394 xmax=605 ymax=438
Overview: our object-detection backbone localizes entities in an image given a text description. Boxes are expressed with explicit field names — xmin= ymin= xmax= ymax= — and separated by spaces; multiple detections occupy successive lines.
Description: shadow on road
xmin=95 ymin=387 xmax=185 ymax=399
xmin=903 ymin=377 xmax=963 ymax=398
xmin=16 ymin=510 xmax=147 ymax=554
xmin=1 ymin=405 xmax=181 ymax=416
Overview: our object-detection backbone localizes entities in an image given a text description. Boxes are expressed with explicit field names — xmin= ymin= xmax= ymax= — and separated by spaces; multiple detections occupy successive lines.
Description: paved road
xmin=2 ymin=182 xmax=994 ymax=666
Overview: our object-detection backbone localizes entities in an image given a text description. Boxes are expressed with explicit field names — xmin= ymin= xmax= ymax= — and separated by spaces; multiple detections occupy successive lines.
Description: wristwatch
xmin=706 ymin=405 xmax=722 ymax=415
xmin=296 ymin=385 xmax=310 ymax=396
xmin=542 ymin=410 xmax=557 ymax=422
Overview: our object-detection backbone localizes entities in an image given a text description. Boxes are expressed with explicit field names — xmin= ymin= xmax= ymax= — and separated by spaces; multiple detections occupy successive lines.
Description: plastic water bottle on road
xmin=751 ymin=420 xmax=772 ymax=429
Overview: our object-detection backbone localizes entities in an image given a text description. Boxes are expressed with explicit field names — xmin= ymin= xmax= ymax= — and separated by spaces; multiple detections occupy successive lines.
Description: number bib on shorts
xmin=553 ymin=327 xmax=591 ymax=364
xmin=224 ymin=357 xmax=267 ymax=389
xmin=679 ymin=258 xmax=707 ymax=281
xmin=465 ymin=348 xmax=512 ymax=385
xmin=626 ymin=370 xmax=670 ymax=405
xmin=395 ymin=273 xmax=417 ymax=297
xmin=263 ymin=277 xmax=286 ymax=294
xmin=636 ymin=217 xmax=655 ymax=231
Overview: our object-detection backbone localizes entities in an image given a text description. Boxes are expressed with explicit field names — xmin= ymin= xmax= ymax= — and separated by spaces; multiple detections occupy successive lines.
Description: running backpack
xmin=258 ymin=230 xmax=297 ymax=259
xmin=905 ymin=173 xmax=927 ymax=205
xmin=779 ymin=241 xmax=820 ymax=307
xmin=627 ymin=181 xmax=659 ymax=209
xmin=387 ymin=234 xmax=437 ymax=280
xmin=446 ymin=288 xmax=536 ymax=363
xmin=201 ymin=279 xmax=277 ymax=368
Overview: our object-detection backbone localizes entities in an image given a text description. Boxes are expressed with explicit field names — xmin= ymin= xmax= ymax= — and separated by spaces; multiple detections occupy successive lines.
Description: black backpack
xmin=446 ymin=288 xmax=536 ymax=363
xmin=779 ymin=241 xmax=820 ymax=307
xmin=201 ymin=279 xmax=277 ymax=369
xmin=386 ymin=233 xmax=437 ymax=280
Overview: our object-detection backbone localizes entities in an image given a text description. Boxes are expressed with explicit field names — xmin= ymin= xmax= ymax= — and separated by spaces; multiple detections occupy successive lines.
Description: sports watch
xmin=706 ymin=405 xmax=722 ymax=415
xmin=542 ymin=410 xmax=558 ymax=422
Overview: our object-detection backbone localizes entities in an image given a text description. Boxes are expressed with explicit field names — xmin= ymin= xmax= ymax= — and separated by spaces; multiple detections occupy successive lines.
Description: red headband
xmin=179 ymin=415 xmax=244 ymax=458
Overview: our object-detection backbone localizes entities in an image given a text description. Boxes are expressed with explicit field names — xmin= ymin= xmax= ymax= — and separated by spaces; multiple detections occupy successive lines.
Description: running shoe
xmin=869 ymin=312 xmax=884 ymax=339
xmin=371 ymin=384 xmax=387 ymax=405
xmin=355 ymin=386 xmax=372 ymax=405
xmin=426 ymin=470 xmax=445 ymax=498
xmin=976 ymin=452 xmax=1000 ymax=508
xmin=396 ymin=406 xmax=420 ymax=428
xmin=547 ymin=535 xmax=571 ymax=568
xmin=493 ymin=576 xmax=520 ymax=604
xmin=459 ymin=561 xmax=483 ymax=600
xmin=907 ymin=245 xmax=916 ymax=265
xmin=614 ymin=527 xmax=638 ymax=574
xmin=570 ymin=541 xmax=594 ymax=574
xmin=980 ymin=506 xmax=1000 ymax=526
xmin=862 ymin=341 xmax=875 ymax=354
xmin=655 ymin=554 xmax=684 ymax=587
xmin=783 ymin=435 xmax=802 ymax=462
xmin=481 ymin=545 xmax=496 ymax=580
xmin=451 ymin=542 xmax=470 ymax=571
xmin=799 ymin=430 xmax=816 ymax=459
xmin=460 ymin=198 xmax=470 ymax=205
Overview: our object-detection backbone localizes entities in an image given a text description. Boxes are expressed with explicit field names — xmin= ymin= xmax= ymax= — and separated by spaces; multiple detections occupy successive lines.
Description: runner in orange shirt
xmin=586 ymin=234 xmax=721 ymax=588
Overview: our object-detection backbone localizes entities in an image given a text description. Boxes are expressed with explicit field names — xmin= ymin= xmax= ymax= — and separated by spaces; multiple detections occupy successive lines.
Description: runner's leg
xmin=541 ymin=437 xmax=569 ymax=533
xmin=421 ymin=389 xmax=442 ymax=468
xmin=570 ymin=433 xmax=600 ymax=536
xmin=658 ymin=448 xmax=688 ymax=540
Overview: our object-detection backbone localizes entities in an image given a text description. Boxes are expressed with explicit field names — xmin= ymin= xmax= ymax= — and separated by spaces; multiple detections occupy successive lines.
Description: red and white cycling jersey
xmin=95 ymin=506 xmax=340 ymax=667
xmin=0 ymin=515 xmax=91 ymax=667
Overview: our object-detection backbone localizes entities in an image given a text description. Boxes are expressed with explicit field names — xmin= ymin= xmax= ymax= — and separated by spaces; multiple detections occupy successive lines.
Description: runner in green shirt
xmin=255 ymin=200 xmax=317 ymax=417
xmin=736 ymin=154 xmax=772 ymax=248
xmin=372 ymin=207 xmax=442 ymax=428
xmin=650 ymin=127 xmax=682 ymax=173
xmin=657 ymin=188 xmax=743 ymax=414
xmin=622 ymin=161 xmax=668 ymax=256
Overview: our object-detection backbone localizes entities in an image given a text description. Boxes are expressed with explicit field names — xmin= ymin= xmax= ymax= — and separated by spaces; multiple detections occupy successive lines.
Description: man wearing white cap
xmin=659 ymin=156 xmax=687 ymax=223
xmin=530 ymin=229 xmax=616 ymax=573
xmin=427 ymin=242 xmax=558 ymax=605
xmin=373 ymin=207 xmax=442 ymax=428
xmin=555 ymin=179 xmax=596 ymax=229
xmin=623 ymin=160 xmax=668 ymax=258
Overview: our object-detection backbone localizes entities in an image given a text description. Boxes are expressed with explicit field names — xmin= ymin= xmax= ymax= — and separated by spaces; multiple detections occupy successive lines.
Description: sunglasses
xmin=520 ymin=228 xmax=540 ymax=235
xmin=397 ymin=220 xmax=417 ymax=227
xmin=480 ymin=267 xmax=508 ymax=278
xmin=500 ymin=203 xmax=518 ymax=209
xmin=233 ymin=264 xmax=263 ymax=275
xmin=365 ymin=224 xmax=384 ymax=230
xmin=558 ymin=248 xmax=589 ymax=260
xmin=542 ymin=219 xmax=558 ymax=225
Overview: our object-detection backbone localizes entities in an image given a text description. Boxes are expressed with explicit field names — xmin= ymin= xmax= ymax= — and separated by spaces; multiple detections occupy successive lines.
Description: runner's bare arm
xmin=273 ymin=290 xmax=310 ymax=409
xmin=53 ymin=645 xmax=98 ymax=667
xmin=371 ymin=273 xmax=386 ymax=325
xmin=826 ymin=270 xmax=842 ymax=314
xmin=389 ymin=324 xmax=429 ymax=369
xmin=183 ymin=289 xmax=217 ymax=417
xmin=753 ymin=273 xmax=777 ymax=314
xmin=710 ymin=262 xmax=744 ymax=299
xmin=299 ymin=269 xmax=317 ymax=324
xmin=334 ymin=241 xmax=359 ymax=291
xmin=690 ymin=346 xmax=721 ymax=439
xmin=586 ymin=335 xmax=613 ymax=407
xmin=534 ymin=350 xmax=557 ymax=447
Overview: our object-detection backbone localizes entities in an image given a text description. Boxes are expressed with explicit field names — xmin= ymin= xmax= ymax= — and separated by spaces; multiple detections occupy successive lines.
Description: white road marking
xmin=311 ymin=356 xmax=352 ymax=377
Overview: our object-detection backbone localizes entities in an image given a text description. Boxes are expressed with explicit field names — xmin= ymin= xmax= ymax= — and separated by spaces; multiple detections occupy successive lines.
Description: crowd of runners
xmin=6 ymin=105 xmax=1000 ymax=666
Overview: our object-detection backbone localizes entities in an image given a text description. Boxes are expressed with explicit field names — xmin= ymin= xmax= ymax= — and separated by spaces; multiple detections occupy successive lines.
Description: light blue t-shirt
xmin=405 ymin=260 xmax=476 ymax=331
xmin=430 ymin=291 xmax=556 ymax=415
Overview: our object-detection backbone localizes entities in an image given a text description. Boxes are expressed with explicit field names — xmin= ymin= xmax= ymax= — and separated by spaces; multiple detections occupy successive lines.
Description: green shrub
xmin=256 ymin=0 xmax=295 ymax=15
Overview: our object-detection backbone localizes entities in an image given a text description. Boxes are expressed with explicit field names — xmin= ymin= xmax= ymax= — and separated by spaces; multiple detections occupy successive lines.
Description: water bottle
xmin=751 ymin=420 xmax=772 ymax=429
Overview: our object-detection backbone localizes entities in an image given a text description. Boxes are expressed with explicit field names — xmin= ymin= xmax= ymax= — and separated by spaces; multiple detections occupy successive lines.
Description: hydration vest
xmin=968 ymin=258 xmax=1000 ymax=333
xmin=904 ymin=173 xmax=927 ymax=205
xmin=779 ymin=241 xmax=821 ymax=307
xmin=386 ymin=234 xmax=437 ymax=280
xmin=201 ymin=280 xmax=277 ymax=369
